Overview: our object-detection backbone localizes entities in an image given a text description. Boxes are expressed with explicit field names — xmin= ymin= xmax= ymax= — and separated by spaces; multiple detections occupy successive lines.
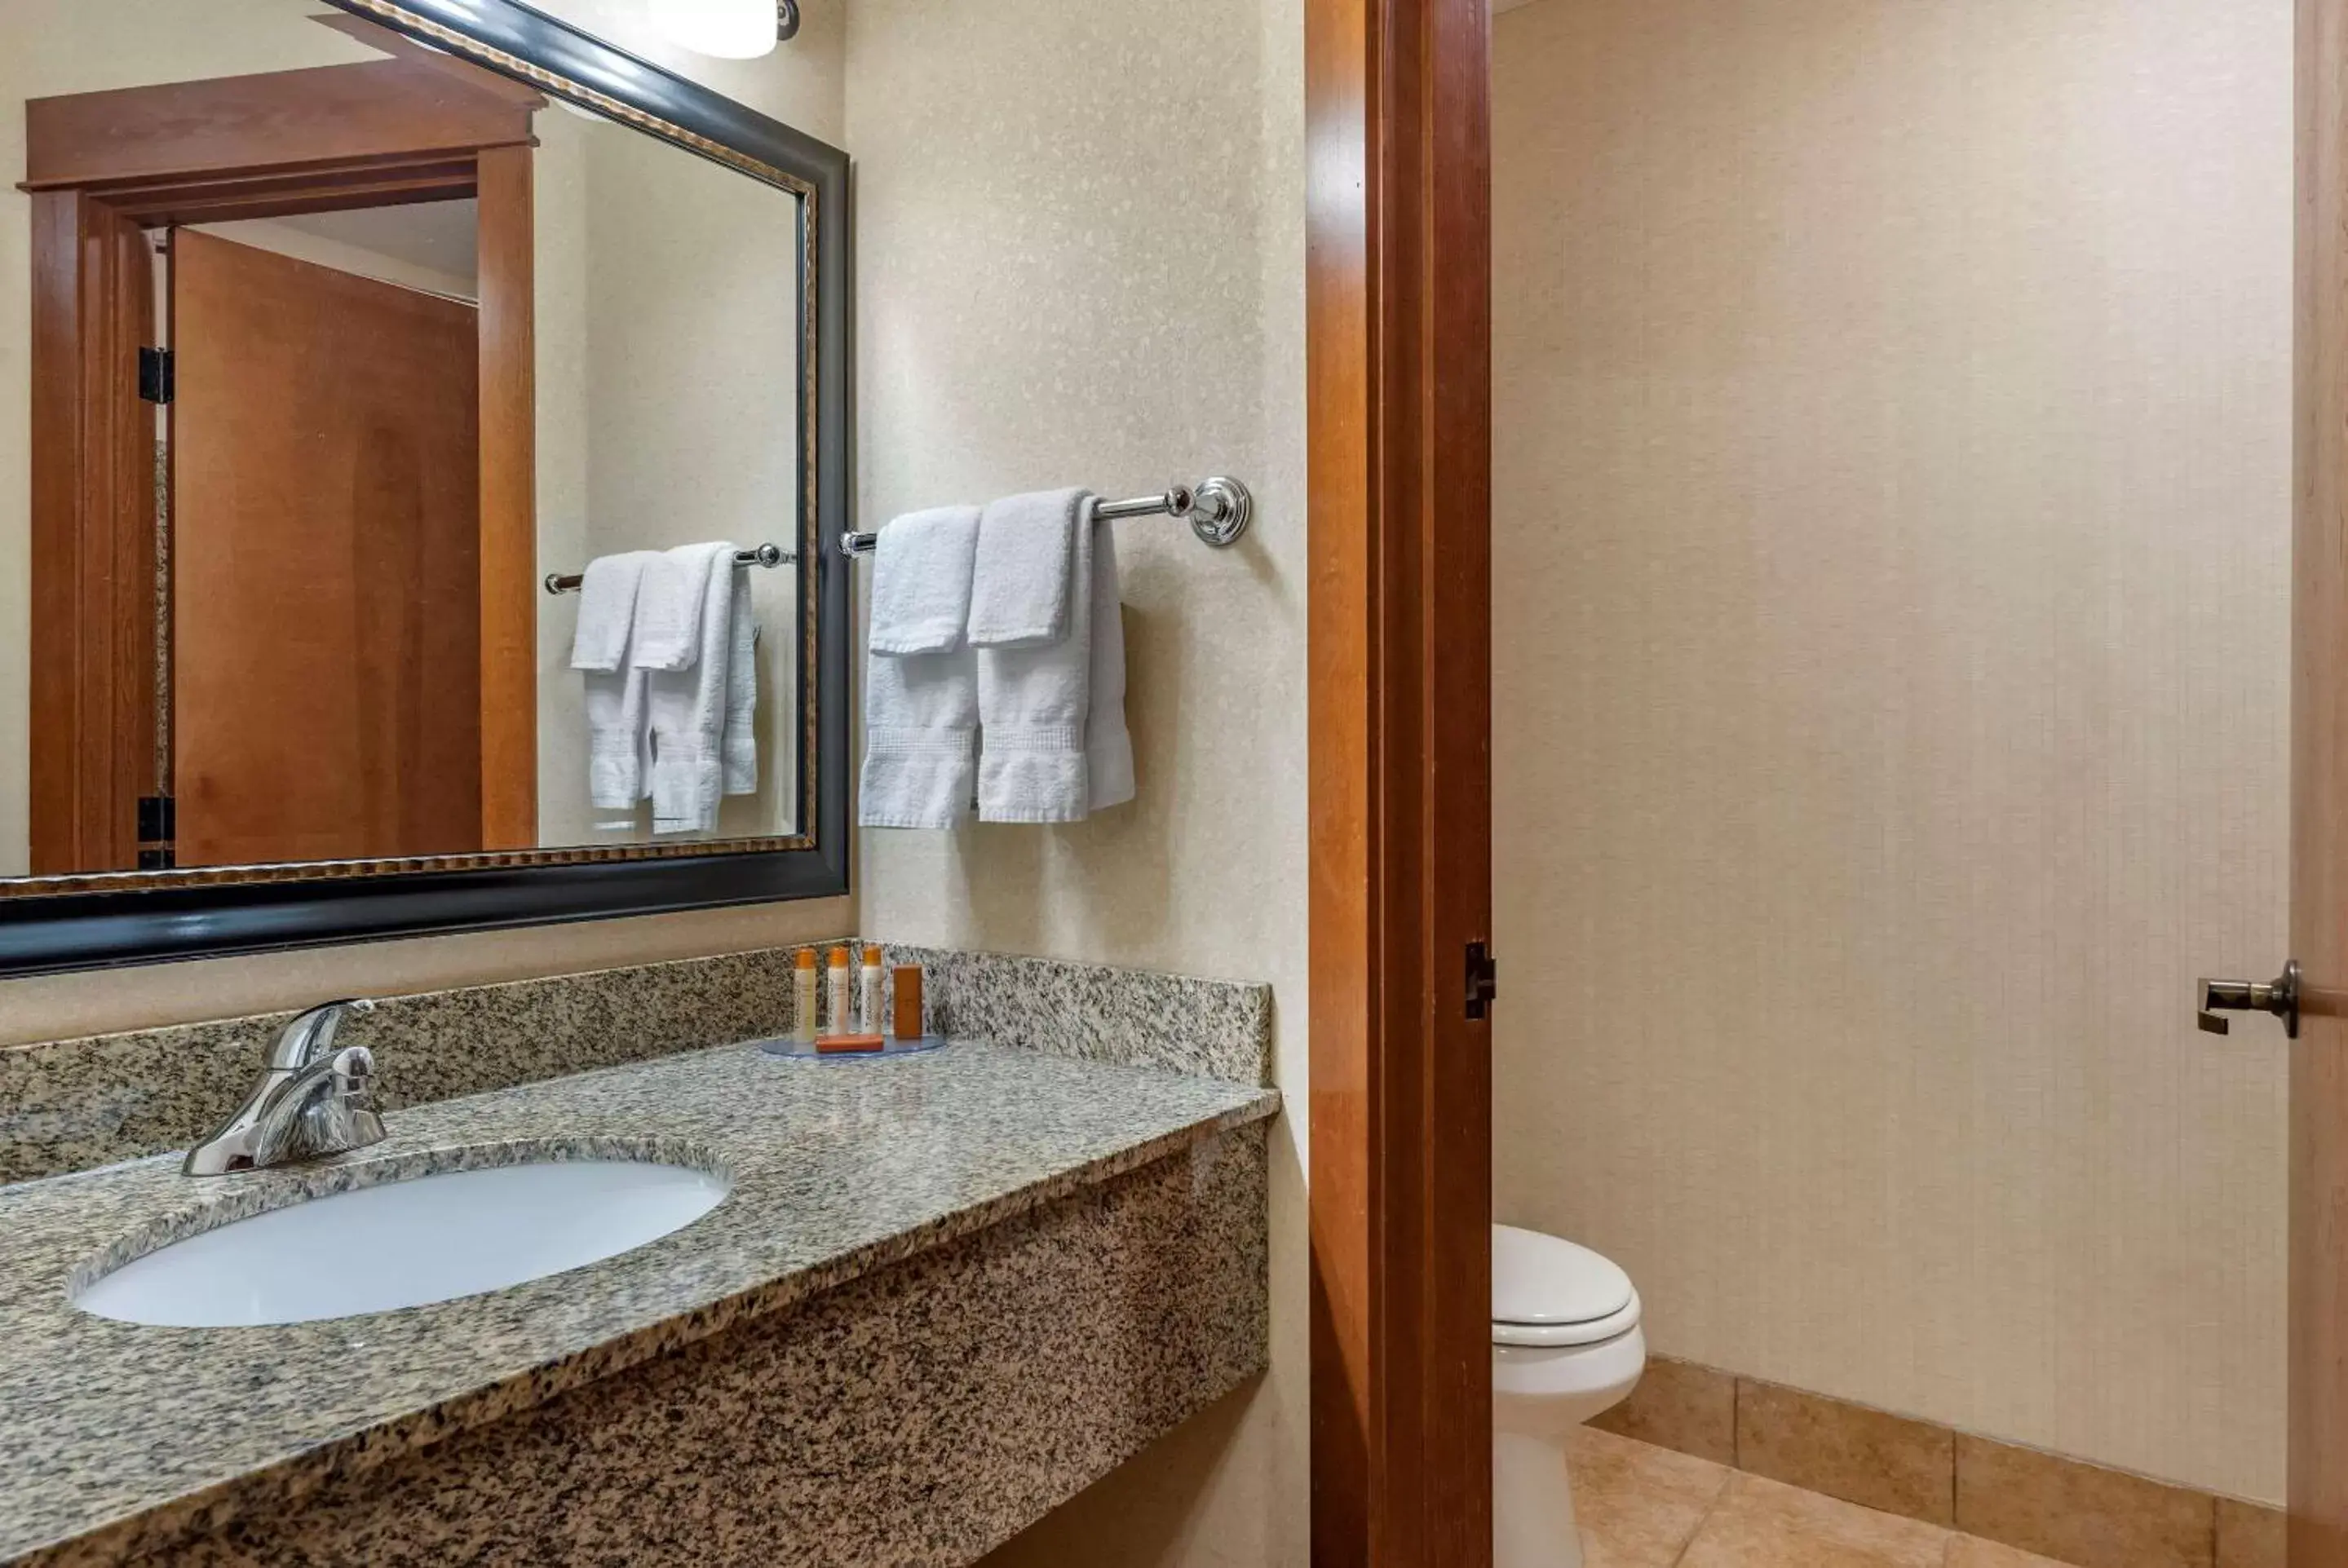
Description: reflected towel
xmin=568 ymin=550 xmax=659 ymax=814
xmin=646 ymin=543 xmax=741 ymax=835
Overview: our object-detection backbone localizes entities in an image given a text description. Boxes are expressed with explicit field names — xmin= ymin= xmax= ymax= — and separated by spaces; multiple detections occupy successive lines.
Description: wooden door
xmin=170 ymin=227 xmax=482 ymax=868
xmin=2301 ymin=4 xmax=2348 ymax=1563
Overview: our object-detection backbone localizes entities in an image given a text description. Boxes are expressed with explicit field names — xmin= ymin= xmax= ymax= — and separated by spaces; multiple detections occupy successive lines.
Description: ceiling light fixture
xmin=657 ymin=0 xmax=797 ymax=60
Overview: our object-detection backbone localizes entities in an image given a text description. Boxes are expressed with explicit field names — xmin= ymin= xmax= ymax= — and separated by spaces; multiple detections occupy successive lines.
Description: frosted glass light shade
xmin=657 ymin=0 xmax=776 ymax=59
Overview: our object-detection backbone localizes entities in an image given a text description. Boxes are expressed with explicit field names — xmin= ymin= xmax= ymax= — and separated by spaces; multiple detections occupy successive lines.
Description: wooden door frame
xmin=23 ymin=40 xmax=542 ymax=870
xmin=2297 ymin=6 xmax=2348 ymax=1564
xmin=1307 ymin=0 xmax=1495 ymax=1561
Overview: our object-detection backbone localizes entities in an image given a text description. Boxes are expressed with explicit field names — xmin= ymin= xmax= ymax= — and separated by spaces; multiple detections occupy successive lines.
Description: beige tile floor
xmin=1569 ymin=1427 xmax=2068 ymax=1568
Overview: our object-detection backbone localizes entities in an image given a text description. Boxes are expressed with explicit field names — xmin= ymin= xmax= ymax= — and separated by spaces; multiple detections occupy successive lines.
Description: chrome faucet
xmin=183 ymin=1000 xmax=387 ymax=1176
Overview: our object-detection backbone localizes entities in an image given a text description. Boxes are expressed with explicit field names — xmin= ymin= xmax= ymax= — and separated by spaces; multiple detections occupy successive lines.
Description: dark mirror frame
xmin=0 ymin=0 xmax=852 ymax=978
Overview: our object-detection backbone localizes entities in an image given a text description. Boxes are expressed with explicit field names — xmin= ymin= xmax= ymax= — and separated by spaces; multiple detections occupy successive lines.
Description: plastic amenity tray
xmin=752 ymin=1034 xmax=953 ymax=1062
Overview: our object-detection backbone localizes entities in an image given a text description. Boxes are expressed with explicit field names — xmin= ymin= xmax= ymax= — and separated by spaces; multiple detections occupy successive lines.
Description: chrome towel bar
xmin=838 ymin=476 xmax=1253 ymax=558
xmin=544 ymin=542 xmax=792 ymax=595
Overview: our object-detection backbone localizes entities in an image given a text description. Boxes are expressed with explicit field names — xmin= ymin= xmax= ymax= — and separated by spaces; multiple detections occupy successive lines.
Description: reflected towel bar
xmin=544 ymin=542 xmax=792 ymax=595
xmin=838 ymin=476 xmax=1253 ymax=558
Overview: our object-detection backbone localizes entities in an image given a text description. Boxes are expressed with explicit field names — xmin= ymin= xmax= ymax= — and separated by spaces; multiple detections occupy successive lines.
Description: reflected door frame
xmin=22 ymin=24 xmax=542 ymax=874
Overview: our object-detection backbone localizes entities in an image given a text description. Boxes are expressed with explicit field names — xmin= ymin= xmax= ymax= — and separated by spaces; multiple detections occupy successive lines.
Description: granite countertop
xmin=0 ymin=1040 xmax=1280 ymax=1566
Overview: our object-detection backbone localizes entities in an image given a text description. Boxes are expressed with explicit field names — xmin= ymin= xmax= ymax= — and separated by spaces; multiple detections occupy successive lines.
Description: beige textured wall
xmin=1 ymin=3 xmax=852 ymax=1042
xmin=844 ymin=0 xmax=1308 ymax=1560
xmin=1492 ymin=0 xmax=2292 ymax=1502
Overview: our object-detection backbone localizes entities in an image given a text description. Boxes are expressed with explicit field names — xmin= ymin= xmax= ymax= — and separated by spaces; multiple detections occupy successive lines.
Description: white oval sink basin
xmin=74 ymin=1159 xmax=732 ymax=1327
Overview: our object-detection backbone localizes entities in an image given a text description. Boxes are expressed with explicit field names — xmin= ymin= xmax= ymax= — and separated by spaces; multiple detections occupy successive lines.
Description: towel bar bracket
xmin=838 ymin=475 xmax=1254 ymax=558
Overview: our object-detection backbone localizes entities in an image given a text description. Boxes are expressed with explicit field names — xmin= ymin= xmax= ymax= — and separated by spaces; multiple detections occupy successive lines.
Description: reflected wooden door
xmin=171 ymin=227 xmax=483 ymax=868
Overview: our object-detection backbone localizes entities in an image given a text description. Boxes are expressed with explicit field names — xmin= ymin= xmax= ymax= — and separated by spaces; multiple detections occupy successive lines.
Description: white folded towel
xmin=645 ymin=543 xmax=741 ymax=835
xmin=630 ymin=546 xmax=716 ymax=673
xmin=968 ymin=488 xmax=1085 ymax=649
xmin=869 ymin=505 xmax=982 ymax=655
xmin=860 ymin=509 xmax=983 ymax=829
xmin=568 ymin=550 xmax=659 ymax=814
xmin=976 ymin=494 xmax=1134 ymax=823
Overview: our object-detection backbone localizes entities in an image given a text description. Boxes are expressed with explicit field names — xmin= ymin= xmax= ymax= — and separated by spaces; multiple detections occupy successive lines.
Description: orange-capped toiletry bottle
xmin=793 ymin=949 xmax=819 ymax=1043
xmin=826 ymin=946 xmax=853 ymax=1036
xmin=860 ymin=944 xmax=885 ymax=1034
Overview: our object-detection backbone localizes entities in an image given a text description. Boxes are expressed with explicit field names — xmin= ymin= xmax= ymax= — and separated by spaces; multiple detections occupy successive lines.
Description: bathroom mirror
xmin=0 ymin=0 xmax=851 ymax=974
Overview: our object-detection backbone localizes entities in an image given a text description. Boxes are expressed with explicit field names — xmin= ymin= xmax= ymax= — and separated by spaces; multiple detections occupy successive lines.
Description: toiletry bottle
xmin=826 ymin=946 xmax=853 ymax=1036
xmin=893 ymin=965 xmax=924 ymax=1041
xmin=860 ymin=944 xmax=885 ymax=1034
xmin=793 ymin=949 xmax=819 ymax=1044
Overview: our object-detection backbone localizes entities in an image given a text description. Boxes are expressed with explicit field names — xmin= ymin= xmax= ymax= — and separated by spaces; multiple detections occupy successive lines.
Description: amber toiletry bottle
xmin=893 ymin=965 xmax=924 ymax=1041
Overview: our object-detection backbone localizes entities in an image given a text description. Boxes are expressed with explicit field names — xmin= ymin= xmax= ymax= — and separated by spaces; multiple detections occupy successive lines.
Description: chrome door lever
xmin=2197 ymin=961 xmax=2300 ymax=1039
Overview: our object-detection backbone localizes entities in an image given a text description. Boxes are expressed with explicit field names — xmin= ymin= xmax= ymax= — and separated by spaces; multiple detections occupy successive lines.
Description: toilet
xmin=1492 ymin=1224 xmax=1646 ymax=1568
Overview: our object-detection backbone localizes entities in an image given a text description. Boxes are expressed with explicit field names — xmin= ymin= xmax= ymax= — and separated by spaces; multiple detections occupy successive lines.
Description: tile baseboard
xmin=1590 ymin=1356 xmax=2283 ymax=1568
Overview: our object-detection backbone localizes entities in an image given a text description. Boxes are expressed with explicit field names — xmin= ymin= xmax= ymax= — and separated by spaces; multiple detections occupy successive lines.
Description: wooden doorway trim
xmin=1307 ymin=0 xmax=1495 ymax=1561
xmin=24 ymin=47 xmax=542 ymax=868
xmin=26 ymin=192 xmax=158 ymax=875
xmin=2294 ymin=4 xmax=2348 ymax=1563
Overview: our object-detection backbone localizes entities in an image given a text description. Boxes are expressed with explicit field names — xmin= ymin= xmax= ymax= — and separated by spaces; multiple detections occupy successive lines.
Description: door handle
xmin=2197 ymin=961 xmax=2301 ymax=1039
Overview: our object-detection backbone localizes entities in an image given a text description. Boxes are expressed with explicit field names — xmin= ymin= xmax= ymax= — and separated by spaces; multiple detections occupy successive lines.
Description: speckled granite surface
xmin=879 ymin=944 xmax=1272 ymax=1085
xmin=0 ymin=1041 xmax=1278 ymax=1567
xmin=126 ymin=1124 xmax=1269 ymax=1568
xmin=0 ymin=944 xmax=847 ymax=1185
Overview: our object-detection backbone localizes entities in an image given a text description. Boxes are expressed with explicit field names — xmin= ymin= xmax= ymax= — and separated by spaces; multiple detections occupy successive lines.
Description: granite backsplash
xmin=0 ymin=943 xmax=1275 ymax=1185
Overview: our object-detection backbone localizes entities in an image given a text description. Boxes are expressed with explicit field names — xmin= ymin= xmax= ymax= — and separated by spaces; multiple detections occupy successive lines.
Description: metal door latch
xmin=1466 ymin=942 xmax=1498 ymax=1021
xmin=2197 ymin=961 xmax=2300 ymax=1039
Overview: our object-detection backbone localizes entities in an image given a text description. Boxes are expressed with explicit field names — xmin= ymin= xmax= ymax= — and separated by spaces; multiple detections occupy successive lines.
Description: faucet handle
xmin=264 ymin=999 xmax=376 ymax=1071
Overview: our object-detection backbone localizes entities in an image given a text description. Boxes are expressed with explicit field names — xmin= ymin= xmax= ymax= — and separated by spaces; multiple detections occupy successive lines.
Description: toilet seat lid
xmin=1492 ymin=1224 xmax=1634 ymax=1327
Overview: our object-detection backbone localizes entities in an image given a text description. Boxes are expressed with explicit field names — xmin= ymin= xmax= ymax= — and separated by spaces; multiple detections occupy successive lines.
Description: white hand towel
xmin=722 ymin=570 xmax=758 ymax=798
xmin=869 ymin=505 xmax=981 ymax=655
xmin=568 ymin=550 xmax=659 ymax=813
xmin=859 ymin=509 xmax=982 ymax=829
xmin=646 ymin=543 xmax=737 ymax=835
xmin=1086 ymin=519 xmax=1134 ymax=812
xmin=975 ymin=495 xmax=1100 ymax=823
xmin=967 ymin=488 xmax=1085 ymax=649
xmin=630 ymin=546 xmax=715 ymax=673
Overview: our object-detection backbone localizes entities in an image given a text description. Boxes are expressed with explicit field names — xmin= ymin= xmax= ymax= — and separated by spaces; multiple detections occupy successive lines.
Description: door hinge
xmin=137 ymin=793 xmax=175 ymax=844
xmin=138 ymin=347 xmax=174 ymax=405
xmin=1466 ymin=940 xmax=1498 ymax=1021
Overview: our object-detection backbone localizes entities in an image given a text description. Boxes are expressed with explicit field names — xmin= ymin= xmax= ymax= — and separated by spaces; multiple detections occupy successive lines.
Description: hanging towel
xmin=967 ymin=488 xmax=1085 ymax=649
xmin=975 ymin=493 xmax=1121 ymax=824
xmin=869 ymin=505 xmax=981 ymax=655
xmin=860 ymin=506 xmax=983 ymax=829
xmin=1085 ymin=519 xmax=1134 ymax=812
xmin=645 ymin=543 xmax=740 ymax=835
xmin=629 ymin=546 xmax=717 ymax=673
xmin=722 ymin=570 xmax=759 ymax=798
xmin=569 ymin=550 xmax=660 ymax=815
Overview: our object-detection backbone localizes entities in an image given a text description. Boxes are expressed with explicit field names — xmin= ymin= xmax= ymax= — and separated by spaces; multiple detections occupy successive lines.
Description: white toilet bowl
xmin=1492 ymin=1224 xmax=1646 ymax=1568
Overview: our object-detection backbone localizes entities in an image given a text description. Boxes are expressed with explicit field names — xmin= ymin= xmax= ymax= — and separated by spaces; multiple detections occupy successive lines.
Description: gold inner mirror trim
xmin=0 ymin=0 xmax=829 ymax=900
